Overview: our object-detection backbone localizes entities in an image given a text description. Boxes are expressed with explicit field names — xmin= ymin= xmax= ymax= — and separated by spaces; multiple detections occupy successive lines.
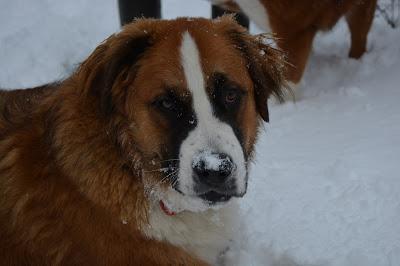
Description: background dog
xmin=211 ymin=0 xmax=377 ymax=84
xmin=0 ymin=16 xmax=285 ymax=265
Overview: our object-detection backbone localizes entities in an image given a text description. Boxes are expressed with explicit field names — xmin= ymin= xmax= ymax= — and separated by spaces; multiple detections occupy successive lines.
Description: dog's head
xmin=78 ymin=16 xmax=285 ymax=213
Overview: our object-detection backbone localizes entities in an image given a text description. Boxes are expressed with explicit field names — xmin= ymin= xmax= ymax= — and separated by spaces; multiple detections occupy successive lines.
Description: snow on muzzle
xmin=192 ymin=150 xmax=236 ymax=197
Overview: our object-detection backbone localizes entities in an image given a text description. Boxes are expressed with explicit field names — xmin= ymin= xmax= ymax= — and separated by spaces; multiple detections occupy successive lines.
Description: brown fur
xmin=218 ymin=0 xmax=377 ymax=83
xmin=0 ymin=17 xmax=285 ymax=265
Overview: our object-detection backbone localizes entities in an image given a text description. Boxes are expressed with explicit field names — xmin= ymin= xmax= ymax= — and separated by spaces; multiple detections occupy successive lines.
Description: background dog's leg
xmin=118 ymin=0 xmax=161 ymax=26
xmin=346 ymin=0 xmax=378 ymax=59
xmin=278 ymin=28 xmax=317 ymax=84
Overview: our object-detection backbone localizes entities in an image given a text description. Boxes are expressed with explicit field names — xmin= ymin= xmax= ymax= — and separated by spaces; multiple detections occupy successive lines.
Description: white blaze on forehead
xmin=180 ymin=32 xmax=214 ymax=126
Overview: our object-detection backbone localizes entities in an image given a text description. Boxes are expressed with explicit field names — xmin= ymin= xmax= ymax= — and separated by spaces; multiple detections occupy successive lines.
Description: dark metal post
xmin=118 ymin=0 xmax=161 ymax=26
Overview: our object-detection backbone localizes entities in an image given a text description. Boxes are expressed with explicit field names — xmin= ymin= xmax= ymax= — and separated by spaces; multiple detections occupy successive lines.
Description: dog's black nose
xmin=192 ymin=152 xmax=234 ymax=186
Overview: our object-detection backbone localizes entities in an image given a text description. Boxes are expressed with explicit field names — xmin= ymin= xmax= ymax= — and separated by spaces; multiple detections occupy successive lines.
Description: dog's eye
xmin=224 ymin=89 xmax=239 ymax=104
xmin=222 ymin=89 xmax=242 ymax=105
xmin=153 ymin=94 xmax=178 ymax=113
xmin=160 ymin=98 xmax=174 ymax=110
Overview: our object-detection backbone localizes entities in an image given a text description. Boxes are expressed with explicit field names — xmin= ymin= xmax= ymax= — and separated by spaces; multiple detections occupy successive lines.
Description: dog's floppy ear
xmin=77 ymin=22 xmax=153 ymax=116
xmin=227 ymin=26 xmax=287 ymax=122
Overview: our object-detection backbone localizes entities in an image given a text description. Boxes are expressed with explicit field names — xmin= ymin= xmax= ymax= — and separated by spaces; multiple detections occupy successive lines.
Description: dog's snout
xmin=192 ymin=152 xmax=234 ymax=186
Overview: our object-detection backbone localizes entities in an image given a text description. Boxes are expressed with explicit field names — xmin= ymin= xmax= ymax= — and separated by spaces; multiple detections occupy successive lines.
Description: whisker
xmin=143 ymin=159 xmax=180 ymax=173
xmin=144 ymin=167 xmax=172 ymax=173
xmin=146 ymin=169 xmax=179 ymax=191
xmin=161 ymin=170 xmax=179 ymax=183
xmin=171 ymin=176 xmax=179 ymax=188
xmin=159 ymin=159 xmax=180 ymax=163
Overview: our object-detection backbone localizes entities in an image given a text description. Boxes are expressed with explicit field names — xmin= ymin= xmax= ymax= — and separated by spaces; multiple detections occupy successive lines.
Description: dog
xmin=0 ymin=16 xmax=285 ymax=265
xmin=211 ymin=0 xmax=377 ymax=84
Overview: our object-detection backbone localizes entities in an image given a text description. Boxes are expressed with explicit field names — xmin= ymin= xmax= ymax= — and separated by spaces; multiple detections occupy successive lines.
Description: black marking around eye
xmin=155 ymin=89 xmax=197 ymax=183
xmin=153 ymin=90 xmax=183 ymax=117
xmin=209 ymin=72 xmax=246 ymax=151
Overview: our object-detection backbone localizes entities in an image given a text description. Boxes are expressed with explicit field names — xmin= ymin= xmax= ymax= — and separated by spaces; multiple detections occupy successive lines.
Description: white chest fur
xmin=142 ymin=200 xmax=240 ymax=265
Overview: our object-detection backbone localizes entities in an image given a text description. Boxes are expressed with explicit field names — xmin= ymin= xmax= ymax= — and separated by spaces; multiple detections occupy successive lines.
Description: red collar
xmin=159 ymin=200 xmax=176 ymax=216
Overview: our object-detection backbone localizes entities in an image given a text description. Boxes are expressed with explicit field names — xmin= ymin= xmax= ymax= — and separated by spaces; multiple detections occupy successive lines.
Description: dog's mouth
xmin=158 ymin=188 xmax=242 ymax=216
xmin=171 ymin=187 xmax=234 ymax=204
xmin=173 ymin=183 xmax=239 ymax=205
xmin=199 ymin=191 xmax=232 ymax=204
xmin=158 ymin=191 xmax=233 ymax=216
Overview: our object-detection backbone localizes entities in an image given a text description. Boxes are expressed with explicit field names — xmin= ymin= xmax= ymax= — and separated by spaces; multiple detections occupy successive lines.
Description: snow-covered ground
xmin=1 ymin=1 xmax=399 ymax=265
